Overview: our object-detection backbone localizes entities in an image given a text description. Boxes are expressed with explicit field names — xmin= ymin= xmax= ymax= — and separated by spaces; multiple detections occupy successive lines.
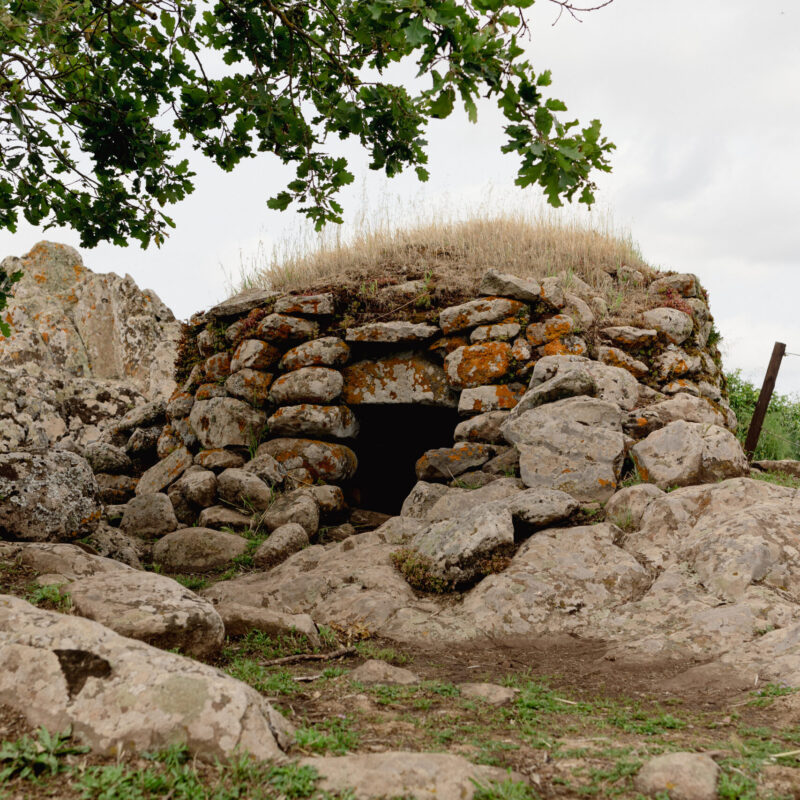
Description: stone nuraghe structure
xmin=9 ymin=243 xmax=800 ymax=775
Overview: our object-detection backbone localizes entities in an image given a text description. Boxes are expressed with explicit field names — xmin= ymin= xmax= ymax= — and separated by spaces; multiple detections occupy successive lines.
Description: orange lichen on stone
xmin=459 ymin=384 xmax=524 ymax=413
xmin=539 ymin=337 xmax=587 ymax=357
xmin=439 ymin=297 xmax=524 ymax=335
xmin=428 ymin=335 xmax=469 ymax=357
xmin=342 ymin=355 xmax=454 ymax=406
xmin=204 ymin=352 xmax=231 ymax=381
xmin=445 ymin=341 xmax=512 ymax=390
xmin=526 ymin=314 xmax=573 ymax=346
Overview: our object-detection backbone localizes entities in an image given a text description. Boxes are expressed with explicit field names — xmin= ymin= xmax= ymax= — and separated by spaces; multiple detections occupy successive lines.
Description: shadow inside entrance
xmin=347 ymin=404 xmax=462 ymax=515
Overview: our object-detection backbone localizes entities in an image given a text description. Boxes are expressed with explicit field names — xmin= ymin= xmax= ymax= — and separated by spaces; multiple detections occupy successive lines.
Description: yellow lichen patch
xmin=526 ymin=314 xmax=573 ymax=346
xmin=446 ymin=341 xmax=511 ymax=390
xmin=539 ymin=337 xmax=587 ymax=357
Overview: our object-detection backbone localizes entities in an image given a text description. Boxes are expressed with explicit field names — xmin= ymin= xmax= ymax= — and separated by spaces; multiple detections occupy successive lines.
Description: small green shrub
xmin=390 ymin=548 xmax=452 ymax=594
xmin=0 ymin=728 xmax=88 ymax=782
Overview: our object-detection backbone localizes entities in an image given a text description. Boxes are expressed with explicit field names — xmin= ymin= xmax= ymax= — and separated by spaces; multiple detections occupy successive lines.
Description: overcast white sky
xmin=2 ymin=1 xmax=799 ymax=391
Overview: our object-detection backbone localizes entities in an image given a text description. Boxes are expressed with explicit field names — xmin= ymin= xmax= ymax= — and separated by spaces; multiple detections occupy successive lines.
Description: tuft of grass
xmin=354 ymin=641 xmax=411 ymax=665
xmin=391 ymin=548 xmax=453 ymax=594
xmin=295 ymin=717 xmax=359 ymax=755
xmin=26 ymin=583 xmax=71 ymax=612
xmin=0 ymin=728 xmax=88 ymax=783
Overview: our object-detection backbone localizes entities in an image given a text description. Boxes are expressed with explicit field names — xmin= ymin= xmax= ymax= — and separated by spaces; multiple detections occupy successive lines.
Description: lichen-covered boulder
xmin=66 ymin=570 xmax=225 ymax=658
xmin=457 ymin=385 xmax=524 ymax=415
xmin=639 ymin=307 xmax=694 ymax=345
xmin=631 ymin=420 xmax=748 ymax=489
xmin=261 ymin=489 xmax=319 ymax=536
xmin=444 ymin=342 xmax=512 ymax=389
xmin=345 ymin=321 xmax=438 ymax=343
xmin=269 ymin=366 xmax=343 ymax=404
xmin=267 ymin=404 xmax=359 ymax=439
xmin=502 ymin=396 xmax=626 ymax=502
xmin=229 ymin=339 xmax=281 ymax=373
xmin=414 ymin=443 xmax=494 ymax=481
xmin=135 ymin=446 xmax=193 ymax=495
xmin=479 ymin=268 xmax=541 ymax=301
xmin=217 ymin=468 xmax=273 ymax=511
xmin=0 ymin=451 xmax=101 ymax=541
xmin=224 ymin=369 xmax=273 ymax=405
xmin=280 ymin=336 xmax=350 ymax=370
xmin=342 ymin=355 xmax=456 ymax=406
xmin=258 ymin=437 xmax=357 ymax=482
xmin=153 ymin=528 xmax=249 ymax=572
xmin=120 ymin=493 xmax=178 ymax=538
xmin=0 ymin=595 xmax=292 ymax=760
xmin=439 ymin=297 xmax=524 ymax=335
xmin=189 ymin=397 xmax=267 ymax=449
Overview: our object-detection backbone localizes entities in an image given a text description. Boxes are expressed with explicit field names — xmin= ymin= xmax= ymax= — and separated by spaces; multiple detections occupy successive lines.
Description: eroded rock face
xmin=0 ymin=595 xmax=291 ymax=759
xmin=0 ymin=242 xmax=179 ymax=401
xmin=0 ymin=451 xmax=101 ymax=541
xmin=189 ymin=397 xmax=267 ymax=449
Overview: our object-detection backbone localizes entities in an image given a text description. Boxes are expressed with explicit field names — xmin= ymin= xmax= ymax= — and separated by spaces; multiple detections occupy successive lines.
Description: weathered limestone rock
xmin=529 ymin=355 xmax=640 ymax=411
xmin=306 ymin=484 xmax=346 ymax=517
xmin=189 ymin=397 xmax=267 ymax=449
xmin=502 ymin=397 xmax=626 ymax=502
xmin=194 ymin=448 xmax=245 ymax=471
xmin=469 ymin=321 xmax=521 ymax=343
xmin=153 ymin=528 xmax=248 ymax=572
xmin=86 ymin=524 xmax=145 ymax=569
xmin=479 ymin=268 xmax=541 ymax=301
xmin=408 ymin=506 xmax=515 ymax=586
xmin=302 ymin=752 xmax=514 ymax=800
xmin=597 ymin=345 xmax=649 ymax=378
xmin=422 ymin=478 xmax=523 ymax=523
xmin=66 ymin=570 xmax=225 ymax=658
xmin=453 ymin=411 xmax=510 ymax=443
xmin=342 ymin=355 xmax=455 ymax=406
xmin=460 ymin=683 xmax=517 ymax=705
xmin=634 ymin=753 xmax=718 ymax=800
xmin=17 ymin=542 xmax=133 ymax=580
xmin=216 ymin=602 xmax=320 ymax=645
xmin=536 ymin=334 xmax=588 ymax=358
xmin=203 ymin=352 xmax=230 ymax=382
xmin=346 ymin=321 xmax=438 ymax=343
xmin=254 ymin=523 xmax=309 ymax=568
xmin=229 ymin=339 xmax=281 ymax=373
xmin=415 ymin=443 xmax=494 ymax=481
xmin=217 ymin=468 xmax=273 ymax=511
xmin=206 ymin=287 xmax=276 ymax=318
xmin=261 ymin=490 xmax=319 ymax=536
xmin=242 ymin=453 xmax=285 ymax=486
xmin=508 ymin=367 xmax=596 ymax=419
xmin=640 ymin=307 xmax=694 ymax=345
xmin=444 ymin=342 xmax=512 ymax=389
xmin=439 ymin=297 xmax=524 ymax=334
xmin=267 ymin=404 xmax=359 ymax=439
xmin=135 ymin=446 xmax=192 ymax=495
xmin=601 ymin=325 xmax=657 ymax=347
xmin=0 ymin=451 xmax=100 ymax=541
xmin=96 ymin=474 xmax=138 ymax=504
xmin=349 ymin=660 xmax=420 ymax=685
xmin=753 ymin=460 xmax=800 ymax=478
xmin=224 ymin=369 xmax=273 ymax=405
xmin=458 ymin=385 xmax=524 ymax=415
xmin=631 ymin=421 xmax=748 ymax=489
xmin=563 ymin=293 xmax=595 ymax=328
xmin=654 ymin=346 xmax=702 ymax=381
xmin=624 ymin=394 xmax=728 ymax=439
xmin=198 ymin=505 xmax=253 ymax=531
xmin=270 ymin=366 xmax=343 ymax=404
xmin=256 ymin=313 xmax=317 ymax=342
xmin=194 ymin=383 xmax=227 ymax=401
xmin=604 ymin=484 xmax=665 ymax=530
xmin=525 ymin=314 xmax=573 ymax=345
xmin=258 ymin=438 xmax=357 ymax=482
xmin=120 ymin=493 xmax=178 ymax=538
xmin=400 ymin=482 xmax=451 ymax=519
xmin=83 ymin=442 xmax=132 ymax=474
xmin=280 ymin=336 xmax=350 ymax=370
xmin=0 ymin=242 xmax=179 ymax=401
xmin=0 ymin=595 xmax=291 ymax=760
xmin=116 ymin=400 xmax=166 ymax=433
xmin=274 ymin=293 xmax=334 ymax=315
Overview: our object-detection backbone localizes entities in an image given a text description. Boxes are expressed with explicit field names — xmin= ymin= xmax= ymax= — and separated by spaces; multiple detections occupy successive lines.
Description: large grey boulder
xmin=135 ymin=446 xmax=193 ymax=495
xmin=254 ymin=523 xmax=309 ymax=568
xmin=189 ymin=397 xmax=267 ymax=449
xmin=624 ymin=393 xmax=729 ymax=438
xmin=0 ymin=595 xmax=292 ymax=760
xmin=216 ymin=602 xmax=320 ymax=645
xmin=269 ymin=366 xmax=343 ymax=404
xmin=261 ymin=489 xmax=319 ymax=536
xmin=639 ymin=307 xmax=694 ymax=345
xmin=501 ymin=397 xmax=627 ymax=502
xmin=120 ymin=493 xmax=178 ymax=538
xmin=153 ymin=528 xmax=249 ymax=572
xmin=479 ymin=268 xmax=541 ymax=301
xmin=528 ymin=355 xmax=639 ymax=411
xmin=217 ymin=468 xmax=273 ymax=511
xmin=83 ymin=442 xmax=132 ymax=475
xmin=630 ymin=420 xmax=748 ymax=489
xmin=634 ymin=752 xmax=718 ymax=800
xmin=16 ymin=542 xmax=133 ymax=580
xmin=0 ymin=450 xmax=101 ymax=541
xmin=66 ymin=570 xmax=225 ymax=658
xmin=407 ymin=506 xmax=515 ymax=586
xmin=422 ymin=478 xmax=522 ymax=523
xmin=267 ymin=404 xmax=358 ymax=439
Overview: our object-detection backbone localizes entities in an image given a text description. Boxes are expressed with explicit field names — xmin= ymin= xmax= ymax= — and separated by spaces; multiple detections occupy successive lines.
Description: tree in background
xmin=0 ymin=0 xmax=613 ymax=249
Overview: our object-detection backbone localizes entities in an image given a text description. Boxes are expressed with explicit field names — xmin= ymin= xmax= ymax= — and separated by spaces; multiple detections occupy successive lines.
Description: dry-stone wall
xmin=141 ymin=263 xmax=738 ymax=527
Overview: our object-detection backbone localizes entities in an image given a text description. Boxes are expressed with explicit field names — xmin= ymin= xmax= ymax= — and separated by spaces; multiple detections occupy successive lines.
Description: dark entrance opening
xmin=348 ymin=404 xmax=462 ymax=514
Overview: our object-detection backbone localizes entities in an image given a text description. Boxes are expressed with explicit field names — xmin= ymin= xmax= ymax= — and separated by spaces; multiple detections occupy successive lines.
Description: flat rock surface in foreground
xmin=0 ymin=595 xmax=291 ymax=760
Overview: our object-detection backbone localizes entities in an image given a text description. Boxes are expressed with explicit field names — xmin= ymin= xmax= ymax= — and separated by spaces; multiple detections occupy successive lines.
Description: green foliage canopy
xmin=0 ymin=0 xmax=615 ymax=254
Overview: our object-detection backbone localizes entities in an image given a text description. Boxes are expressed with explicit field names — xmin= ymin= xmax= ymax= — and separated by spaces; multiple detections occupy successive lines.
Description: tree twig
xmin=259 ymin=646 xmax=356 ymax=667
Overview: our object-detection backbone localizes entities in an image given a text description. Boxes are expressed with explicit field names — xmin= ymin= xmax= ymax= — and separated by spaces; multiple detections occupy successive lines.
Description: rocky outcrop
xmin=0 ymin=242 xmax=179 ymax=454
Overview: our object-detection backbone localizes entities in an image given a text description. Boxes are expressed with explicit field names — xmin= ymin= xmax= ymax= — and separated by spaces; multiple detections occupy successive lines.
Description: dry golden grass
xmin=229 ymin=203 xmax=667 ymax=325
xmin=239 ymin=208 xmax=653 ymax=295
